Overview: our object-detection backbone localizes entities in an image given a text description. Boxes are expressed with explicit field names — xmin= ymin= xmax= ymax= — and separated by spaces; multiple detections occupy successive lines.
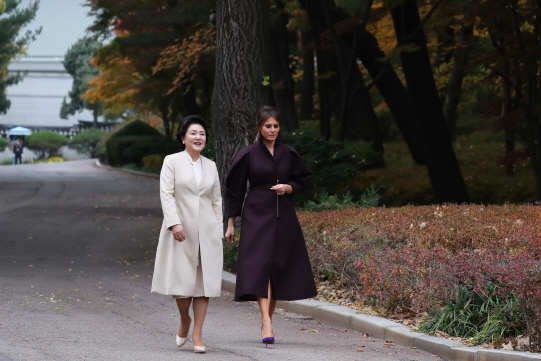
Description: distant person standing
xmin=13 ymin=139 xmax=22 ymax=165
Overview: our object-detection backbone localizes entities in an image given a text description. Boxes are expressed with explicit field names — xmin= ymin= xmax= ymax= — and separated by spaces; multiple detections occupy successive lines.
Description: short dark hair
xmin=176 ymin=115 xmax=209 ymax=149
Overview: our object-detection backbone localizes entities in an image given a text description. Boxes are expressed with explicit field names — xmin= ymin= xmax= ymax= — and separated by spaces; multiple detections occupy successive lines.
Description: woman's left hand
xmin=271 ymin=184 xmax=292 ymax=195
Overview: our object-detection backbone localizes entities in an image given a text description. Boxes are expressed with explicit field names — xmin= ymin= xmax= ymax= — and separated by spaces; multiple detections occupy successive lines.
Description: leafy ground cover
xmin=299 ymin=204 xmax=541 ymax=352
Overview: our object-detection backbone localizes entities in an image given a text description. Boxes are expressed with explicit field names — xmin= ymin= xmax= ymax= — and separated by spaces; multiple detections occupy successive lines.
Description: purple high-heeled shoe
xmin=261 ymin=326 xmax=275 ymax=346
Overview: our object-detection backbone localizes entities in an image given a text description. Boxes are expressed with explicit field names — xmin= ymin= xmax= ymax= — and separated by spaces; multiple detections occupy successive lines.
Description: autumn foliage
xmin=299 ymin=204 xmax=541 ymax=349
xmin=153 ymin=27 xmax=216 ymax=95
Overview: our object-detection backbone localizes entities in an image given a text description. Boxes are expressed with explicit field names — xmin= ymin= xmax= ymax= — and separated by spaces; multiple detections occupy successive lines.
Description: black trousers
xmin=14 ymin=153 xmax=22 ymax=164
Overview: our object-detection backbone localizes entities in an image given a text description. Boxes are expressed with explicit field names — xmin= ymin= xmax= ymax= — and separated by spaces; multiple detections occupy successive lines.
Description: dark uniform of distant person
xmin=13 ymin=139 xmax=23 ymax=165
xmin=224 ymin=105 xmax=317 ymax=346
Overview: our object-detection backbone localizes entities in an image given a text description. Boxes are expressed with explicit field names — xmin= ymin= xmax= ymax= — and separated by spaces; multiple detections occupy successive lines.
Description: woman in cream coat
xmin=152 ymin=115 xmax=223 ymax=354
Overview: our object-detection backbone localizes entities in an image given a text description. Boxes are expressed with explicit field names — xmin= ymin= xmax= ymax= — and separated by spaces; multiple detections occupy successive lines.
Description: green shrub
xmin=419 ymin=284 xmax=524 ymax=345
xmin=0 ymin=137 xmax=9 ymax=151
xmin=358 ymin=184 xmax=381 ymax=208
xmin=69 ymin=128 xmax=106 ymax=158
xmin=304 ymin=192 xmax=355 ymax=212
xmin=223 ymin=237 xmax=239 ymax=273
xmin=304 ymin=184 xmax=381 ymax=212
xmin=105 ymin=120 xmax=179 ymax=166
xmin=283 ymin=130 xmax=383 ymax=204
xmin=106 ymin=135 xmax=178 ymax=166
xmin=26 ymin=131 xmax=69 ymax=160
xmin=124 ymin=137 xmax=178 ymax=166
xmin=113 ymin=119 xmax=163 ymax=138
xmin=142 ymin=154 xmax=164 ymax=169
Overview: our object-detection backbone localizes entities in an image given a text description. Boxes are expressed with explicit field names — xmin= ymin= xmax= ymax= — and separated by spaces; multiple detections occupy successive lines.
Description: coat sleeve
xmin=160 ymin=156 xmax=182 ymax=229
xmin=288 ymin=147 xmax=313 ymax=195
xmin=224 ymin=150 xmax=249 ymax=218
xmin=211 ymin=163 xmax=223 ymax=228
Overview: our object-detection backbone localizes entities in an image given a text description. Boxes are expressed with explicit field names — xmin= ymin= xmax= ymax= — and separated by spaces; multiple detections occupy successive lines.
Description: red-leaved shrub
xmin=299 ymin=204 xmax=541 ymax=350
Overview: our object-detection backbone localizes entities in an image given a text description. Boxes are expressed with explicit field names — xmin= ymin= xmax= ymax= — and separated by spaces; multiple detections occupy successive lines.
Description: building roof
xmin=18 ymin=0 xmax=96 ymax=58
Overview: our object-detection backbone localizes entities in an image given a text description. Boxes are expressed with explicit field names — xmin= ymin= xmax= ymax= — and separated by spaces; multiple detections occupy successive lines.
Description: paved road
xmin=0 ymin=160 xmax=442 ymax=361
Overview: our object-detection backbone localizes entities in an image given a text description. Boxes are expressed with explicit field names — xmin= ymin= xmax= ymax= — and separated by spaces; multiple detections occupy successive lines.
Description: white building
xmin=0 ymin=0 xmax=108 ymax=137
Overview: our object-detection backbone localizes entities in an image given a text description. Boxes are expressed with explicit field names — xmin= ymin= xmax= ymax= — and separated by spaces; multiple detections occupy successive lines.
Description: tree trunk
xmin=270 ymin=0 xmax=299 ymax=131
xmin=306 ymin=6 xmax=331 ymax=139
xmin=501 ymin=58 xmax=515 ymax=176
xmin=355 ymin=28 xmax=426 ymax=165
xmin=211 ymin=0 xmax=272 ymax=224
xmin=302 ymin=0 xmax=383 ymax=146
xmin=525 ymin=74 xmax=541 ymax=200
xmin=183 ymin=81 xmax=201 ymax=116
xmin=160 ymin=107 xmax=172 ymax=140
xmin=333 ymin=34 xmax=383 ymax=149
xmin=299 ymin=31 xmax=315 ymax=120
xmin=299 ymin=0 xmax=423 ymax=162
xmin=443 ymin=25 xmax=473 ymax=141
xmin=93 ymin=108 xmax=98 ymax=129
xmin=434 ymin=24 xmax=455 ymax=69
xmin=391 ymin=0 xmax=468 ymax=203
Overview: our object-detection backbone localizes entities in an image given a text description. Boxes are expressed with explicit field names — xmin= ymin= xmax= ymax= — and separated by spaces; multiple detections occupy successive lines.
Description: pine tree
xmin=60 ymin=37 xmax=104 ymax=128
xmin=0 ymin=0 xmax=40 ymax=114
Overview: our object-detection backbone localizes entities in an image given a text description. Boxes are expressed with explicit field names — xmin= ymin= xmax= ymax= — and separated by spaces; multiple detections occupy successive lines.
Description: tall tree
xmin=60 ymin=37 xmax=103 ymax=128
xmin=269 ymin=0 xmax=299 ymax=131
xmin=442 ymin=24 xmax=473 ymax=141
xmin=300 ymin=0 xmax=384 ymax=148
xmin=390 ymin=0 xmax=468 ymax=203
xmin=299 ymin=30 xmax=315 ymax=120
xmin=298 ymin=1 xmax=425 ymax=163
xmin=88 ymin=0 xmax=214 ymax=138
xmin=0 ymin=0 xmax=39 ymax=114
xmin=211 ymin=0 xmax=272 ymax=221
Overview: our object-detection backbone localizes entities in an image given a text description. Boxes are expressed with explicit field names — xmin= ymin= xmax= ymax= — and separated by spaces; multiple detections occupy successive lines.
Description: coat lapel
xmin=199 ymin=156 xmax=210 ymax=195
xmin=179 ymin=151 xmax=198 ymax=193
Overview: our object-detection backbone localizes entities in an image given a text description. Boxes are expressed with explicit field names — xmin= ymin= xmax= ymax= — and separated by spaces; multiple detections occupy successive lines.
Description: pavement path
xmin=0 ymin=160 xmax=443 ymax=361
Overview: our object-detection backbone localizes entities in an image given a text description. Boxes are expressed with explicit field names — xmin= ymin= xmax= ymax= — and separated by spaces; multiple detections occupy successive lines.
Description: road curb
xmin=221 ymin=270 xmax=540 ymax=361
xmin=95 ymin=159 xmax=159 ymax=179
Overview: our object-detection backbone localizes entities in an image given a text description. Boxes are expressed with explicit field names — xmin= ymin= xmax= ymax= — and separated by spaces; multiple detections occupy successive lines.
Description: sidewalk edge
xmin=95 ymin=159 xmax=159 ymax=179
xmin=221 ymin=270 xmax=540 ymax=361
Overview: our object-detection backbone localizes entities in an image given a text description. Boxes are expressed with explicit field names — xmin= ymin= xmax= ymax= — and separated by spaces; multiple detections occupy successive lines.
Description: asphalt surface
xmin=0 ymin=160 xmax=443 ymax=361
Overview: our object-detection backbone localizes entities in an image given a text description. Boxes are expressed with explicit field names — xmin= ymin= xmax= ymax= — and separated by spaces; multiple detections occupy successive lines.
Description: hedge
xmin=299 ymin=204 xmax=541 ymax=350
xmin=105 ymin=120 xmax=179 ymax=166
xmin=106 ymin=135 xmax=178 ymax=167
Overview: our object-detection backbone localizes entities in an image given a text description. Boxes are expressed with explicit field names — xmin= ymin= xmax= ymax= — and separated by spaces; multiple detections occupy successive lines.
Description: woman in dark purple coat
xmin=224 ymin=106 xmax=317 ymax=345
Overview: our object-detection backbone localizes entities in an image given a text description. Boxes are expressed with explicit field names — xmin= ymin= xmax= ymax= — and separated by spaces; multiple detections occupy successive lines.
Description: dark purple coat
xmin=225 ymin=134 xmax=317 ymax=301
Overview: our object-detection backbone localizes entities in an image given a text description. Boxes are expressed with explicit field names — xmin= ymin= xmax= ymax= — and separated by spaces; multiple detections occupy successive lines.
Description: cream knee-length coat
xmin=151 ymin=152 xmax=223 ymax=297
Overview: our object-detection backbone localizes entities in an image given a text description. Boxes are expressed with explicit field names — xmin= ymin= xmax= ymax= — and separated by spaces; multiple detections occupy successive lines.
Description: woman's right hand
xmin=224 ymin=225 xmax=235 ymax=245
xmin=171 ymin=224 xmax=186 ymax=242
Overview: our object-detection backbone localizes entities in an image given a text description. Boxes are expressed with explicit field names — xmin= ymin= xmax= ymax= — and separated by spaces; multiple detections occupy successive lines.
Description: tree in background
xmin=69 ymin=128 xmax=105 ymax=158
xmin=25 ymin=132 xmax=69 ymax=160
xmin=83 ymin=54 xmax=143 ymax=116
xmin=87 ymin=0 xmax=215 ymax=139
xmin=390 ymin=0 xmax=468 ymax=203
xmin=0 ymin=0 xmax=39 ymax=114
xmin=60 ymin=37 xmax=104 ymax=128
xmin=0 ymin=137 xmax=9 ymax=151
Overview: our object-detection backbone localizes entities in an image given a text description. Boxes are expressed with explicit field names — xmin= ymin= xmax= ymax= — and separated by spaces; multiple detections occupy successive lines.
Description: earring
xmin=182 ymin=141 xmax=185 ymax=144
